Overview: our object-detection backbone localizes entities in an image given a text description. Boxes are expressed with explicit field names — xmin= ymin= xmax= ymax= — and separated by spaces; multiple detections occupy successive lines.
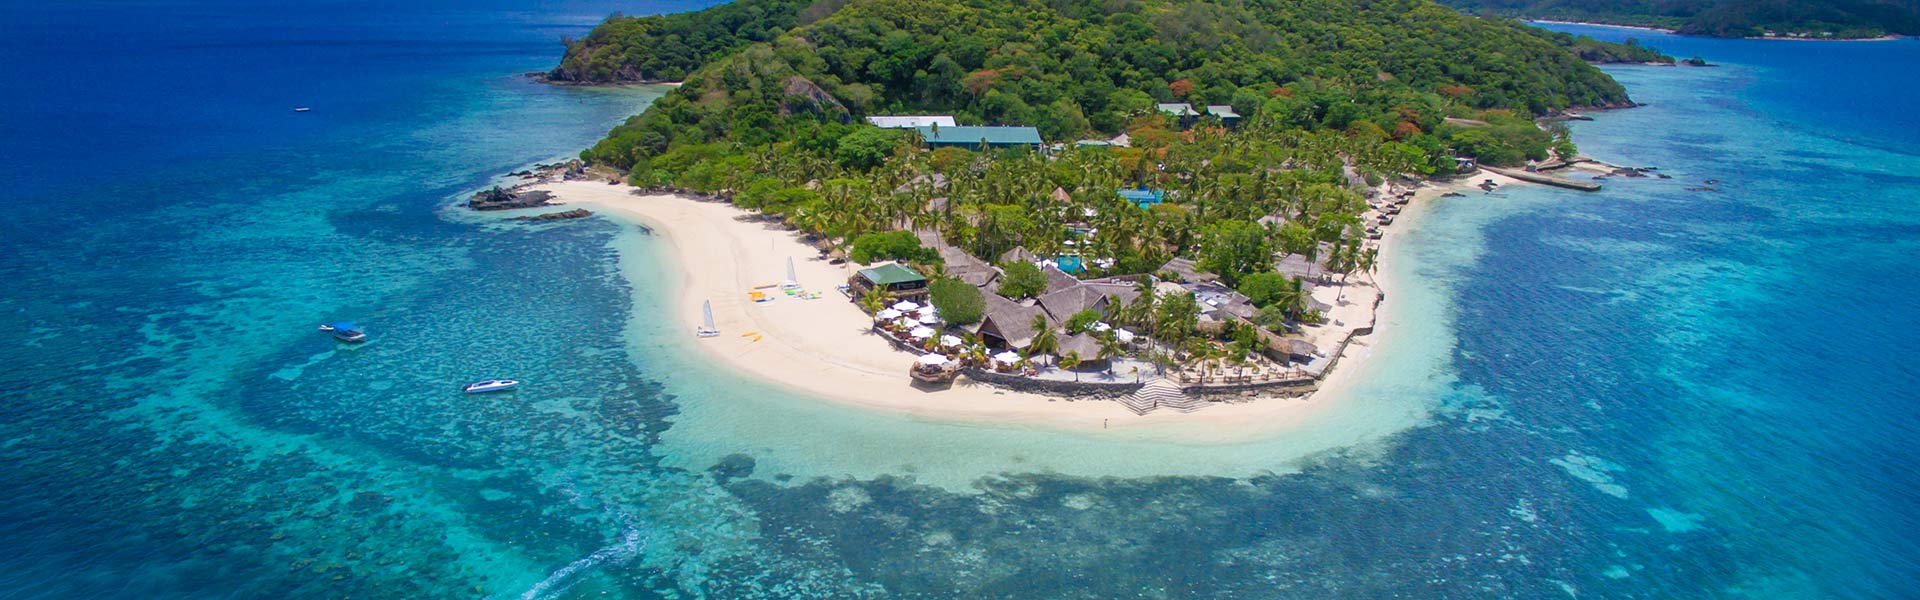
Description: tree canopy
xmin=928 ymin=277 xmax=985 ymax=324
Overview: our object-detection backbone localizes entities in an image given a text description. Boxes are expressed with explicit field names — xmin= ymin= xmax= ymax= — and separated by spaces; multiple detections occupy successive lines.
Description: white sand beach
xmin=529 ymin=174 xmax=1517 ymax=441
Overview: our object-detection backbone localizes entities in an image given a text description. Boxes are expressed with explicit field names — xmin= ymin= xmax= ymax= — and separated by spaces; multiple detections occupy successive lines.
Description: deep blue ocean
xmin=1 ymin=3 xmax=1915 ymax=598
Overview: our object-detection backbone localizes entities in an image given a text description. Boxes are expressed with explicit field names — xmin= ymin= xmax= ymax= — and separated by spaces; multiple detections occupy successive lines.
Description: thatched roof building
xmin=978 ymin=293 xmax=1050 ymax=349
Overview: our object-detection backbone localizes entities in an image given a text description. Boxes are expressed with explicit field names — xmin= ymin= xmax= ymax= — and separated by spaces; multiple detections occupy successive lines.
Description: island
xmin=1438 ymin=0 xmax=1920 ymax=40
xmin=490 ymin=0 xmax=1665 ymax=424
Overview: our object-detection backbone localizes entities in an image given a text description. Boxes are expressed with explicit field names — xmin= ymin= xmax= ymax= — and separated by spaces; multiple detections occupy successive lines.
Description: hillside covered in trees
xmin=1440 ymin=0 xmax=1920 ymax=38
xmin=576 ymin=0 xmax=1637 ymax=169
xmin=545 ymin=0 xmax=1654 ymax=291
xmin=547 ymin=0 xmax=813 ymax=83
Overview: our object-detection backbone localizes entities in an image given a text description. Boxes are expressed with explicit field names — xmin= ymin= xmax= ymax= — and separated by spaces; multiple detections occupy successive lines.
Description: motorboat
xmin=293 ymin=107 xmax=311 ymax=112
xmin=463 ymin=379 xmax=519 ymax=394
xmin=318 ymin=321 xmax=366 ymax=343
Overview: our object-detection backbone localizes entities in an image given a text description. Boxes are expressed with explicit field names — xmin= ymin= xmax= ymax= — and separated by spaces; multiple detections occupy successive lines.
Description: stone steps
xmin=1121 ymin=378 xmax=1197 ymax=415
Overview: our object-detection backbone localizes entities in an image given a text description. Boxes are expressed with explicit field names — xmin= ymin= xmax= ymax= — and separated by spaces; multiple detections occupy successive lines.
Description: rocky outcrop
xmin=780 ymin=75 xmax=846 ymax=117
xmin=510 ymin=208 xmax=593 ymax=222
xmin=469 ymin=187 xmax=554 ymax=211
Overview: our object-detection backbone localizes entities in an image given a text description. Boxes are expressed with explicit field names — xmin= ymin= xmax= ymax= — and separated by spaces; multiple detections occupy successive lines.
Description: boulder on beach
xmin=510 ymin=208 xmax=592 ymax=222
xmin=468 ymin=186 xmax=554 ymax=211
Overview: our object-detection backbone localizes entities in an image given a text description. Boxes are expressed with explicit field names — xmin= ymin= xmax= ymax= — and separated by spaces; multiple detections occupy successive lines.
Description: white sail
xmin=697 ymin=300 xmax=720 ymax=337
xmin=780 ymin=257 xmax=800 ymax=289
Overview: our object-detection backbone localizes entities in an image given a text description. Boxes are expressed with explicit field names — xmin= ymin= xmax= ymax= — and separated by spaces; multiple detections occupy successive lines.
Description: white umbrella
xmin=939 ymin=335 xmax=963 ymax=347
xmin=875 ymin=308 xmax=903 ymax=320
xmin=909 ymin=326 xmax=935 ymax=339
xmin=1114 ymin=329 xmax=1136 ymax=343
xmin=1092 ymin=321 xmax=1112 ymax=332
xmin=918 ymin=314 xmax=941 ymax=325
xmin=916 ymin=353 xmax=950 ymax=366
xmin=894 ymin=318 xmax=913 ymax=329
xmin=915 ymin=305 xmax=938 ymax=317
xmin=891 ymin=300 xmax=920 ymax=312
xmin=993 ymin=351 xmax=1022 ymax=364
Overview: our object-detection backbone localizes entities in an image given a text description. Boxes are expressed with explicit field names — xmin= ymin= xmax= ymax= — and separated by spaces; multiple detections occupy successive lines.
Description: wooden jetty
xmin=1483 ymin=166 xmax=1602 ymax=192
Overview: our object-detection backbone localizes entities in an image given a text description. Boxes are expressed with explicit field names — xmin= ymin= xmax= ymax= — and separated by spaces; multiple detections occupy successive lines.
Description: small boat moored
xmin=318 ymin=321 xmax=367 ymax=343
xmin=463 ymin=379 xmax=520 ymax=394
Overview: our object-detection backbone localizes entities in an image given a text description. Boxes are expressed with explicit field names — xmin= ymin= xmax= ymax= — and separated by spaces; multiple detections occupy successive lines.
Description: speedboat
xmin=293 ymin=107 xmax=311 ymax=112
xmin=318 ymin=321 xmax=366 ymax=343
xmin=463 ymin=379 xmax=519 ymax=394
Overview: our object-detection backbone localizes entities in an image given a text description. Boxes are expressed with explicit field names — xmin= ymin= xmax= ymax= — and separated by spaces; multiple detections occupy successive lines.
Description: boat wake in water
xmin=519 ymin=519 xmax=648 ymax=600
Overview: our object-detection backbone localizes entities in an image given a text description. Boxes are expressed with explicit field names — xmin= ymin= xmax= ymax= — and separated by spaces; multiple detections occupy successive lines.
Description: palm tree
xmin=1275 ymin=276 xmax=1309 ymax=321
xmin=1097 ymin=332 xmax=1124 ymax=374
xmin=858 ymin=286 xmax=894 ymax=315
xmin=1027 ymin=314 xmax=1059 ymax=368
xmin=1059 ymin=352 xmax=1083 ymax=382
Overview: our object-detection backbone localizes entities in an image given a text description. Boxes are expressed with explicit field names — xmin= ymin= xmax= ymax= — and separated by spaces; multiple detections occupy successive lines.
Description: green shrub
xmin=929 ymin=278 xmax=985 ymax=324
xmin=998 ymin=261 xmax=1047 ymax=299
xmin=849 ymin=230 xmax=937 ymax=264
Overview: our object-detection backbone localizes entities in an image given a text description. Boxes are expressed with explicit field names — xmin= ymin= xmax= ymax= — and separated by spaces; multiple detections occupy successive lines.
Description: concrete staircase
xmin=1121 ymin=378 xmax=1203 ymax=415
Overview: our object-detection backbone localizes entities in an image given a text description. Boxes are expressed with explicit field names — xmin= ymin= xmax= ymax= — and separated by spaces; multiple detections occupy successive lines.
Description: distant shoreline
xmin=1528 ymin=19 xmax=1905 ymax=42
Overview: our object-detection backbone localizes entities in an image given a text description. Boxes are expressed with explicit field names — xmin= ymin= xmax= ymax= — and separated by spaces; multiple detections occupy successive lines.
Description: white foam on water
xmin=518 ymin=523 xmax=647 ymax=600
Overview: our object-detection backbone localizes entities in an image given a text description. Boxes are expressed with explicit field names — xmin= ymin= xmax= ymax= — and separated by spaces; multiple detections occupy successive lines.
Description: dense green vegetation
xmin=583 ymin=0 xmax=1632 ymax=166
xmin=562 ymin=0 xmax=1624 ymax=306
xmin=997 ymin=261 xmax=1048 ymax=299
xmin=1524 ymin=26 xmax=1676 ymax=62
xmin=548 ymin=0 xmax=811 ymax=82
xmin=1440 ymin=0 xmax=1920 ymax=38
xmin=927 ymin=278 xmax=985 ymax=324
xmin=847 ymin=229 xmax=937 ymax=264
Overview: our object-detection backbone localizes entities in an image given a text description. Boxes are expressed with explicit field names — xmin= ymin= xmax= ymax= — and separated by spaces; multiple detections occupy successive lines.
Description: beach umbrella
xmin=894 ymin=318 xmax=913 ymax=329
xmin=891 ymin=300 xmax=920 ymax=312
xmin=917 ymin=314 xmax=941 ymax=325
xmin=909 ymin=326 xmax=935 ymax=339
xmin=993 ymin=351 xmax=1022 ymax=364
xmin=875 ymin=308 xmax=903 ymax=320
xmin=1092 ymin=321 xmax=1112 ymax=332
xmin=916 ymin=353 xmax=950 ymax=366
xmin=939 ymin=335 xmax=963 ymax=348
xmin=915 ymin=305 xmax=939 ymax=317
xmin=1114 ymin=329 xmax=1136 ymax=343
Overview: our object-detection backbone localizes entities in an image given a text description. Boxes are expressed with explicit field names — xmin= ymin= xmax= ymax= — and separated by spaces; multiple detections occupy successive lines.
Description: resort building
xmin=1036 ymin=280 xmax=1141 ymax=323
xmin=1204 ymin=105 xmax=1242 ymax=127
xmin=1157 ymin=102 xmax=1200 ymax=127
xmin=976 ymin=294 xmax=1051 ymax=349
xmin=1158 ymin=257 xmax=1218 ymax=284
xmin=867 ymin=115 xmax=956 ymax=128
xmin=912 ymin=125 xmax=1044 ymax=149
xmin=850 ymin=263 xmax=929 ymax=300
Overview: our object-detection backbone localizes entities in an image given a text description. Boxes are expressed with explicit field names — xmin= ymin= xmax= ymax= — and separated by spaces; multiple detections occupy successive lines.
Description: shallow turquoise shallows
xmin=0 ymin=3 xmax=1915 ymax=597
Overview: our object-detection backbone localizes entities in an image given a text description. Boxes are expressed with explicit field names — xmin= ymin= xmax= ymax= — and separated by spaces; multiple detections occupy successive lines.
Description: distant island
xmin=505 ymin=0 xmax=1661 ymax=424
xmin=1438 ymin=0 xmax=1920 ymax=39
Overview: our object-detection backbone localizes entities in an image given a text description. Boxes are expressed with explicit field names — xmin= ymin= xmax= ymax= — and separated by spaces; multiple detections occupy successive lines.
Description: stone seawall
xmin=959 ymin=368 xmax=1141 ymax=399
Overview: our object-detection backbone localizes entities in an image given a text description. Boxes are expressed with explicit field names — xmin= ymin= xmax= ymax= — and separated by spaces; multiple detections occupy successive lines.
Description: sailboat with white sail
xmin=780 ymin=256 xmax=801 ymax=291
xmin=696 ymin=300 xmax=720 ymax=338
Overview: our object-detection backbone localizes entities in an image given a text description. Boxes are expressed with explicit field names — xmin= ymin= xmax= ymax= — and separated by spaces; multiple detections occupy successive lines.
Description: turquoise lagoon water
xmin=1 ymin=4 xmax=1916 ymax=597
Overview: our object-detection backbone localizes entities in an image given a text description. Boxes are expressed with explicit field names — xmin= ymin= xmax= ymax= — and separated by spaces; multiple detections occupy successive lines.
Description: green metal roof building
xmin=854 ymin=263 xmax=929 ymax=295
xmin=913 ymin=125 xmax=1043 ymax=148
